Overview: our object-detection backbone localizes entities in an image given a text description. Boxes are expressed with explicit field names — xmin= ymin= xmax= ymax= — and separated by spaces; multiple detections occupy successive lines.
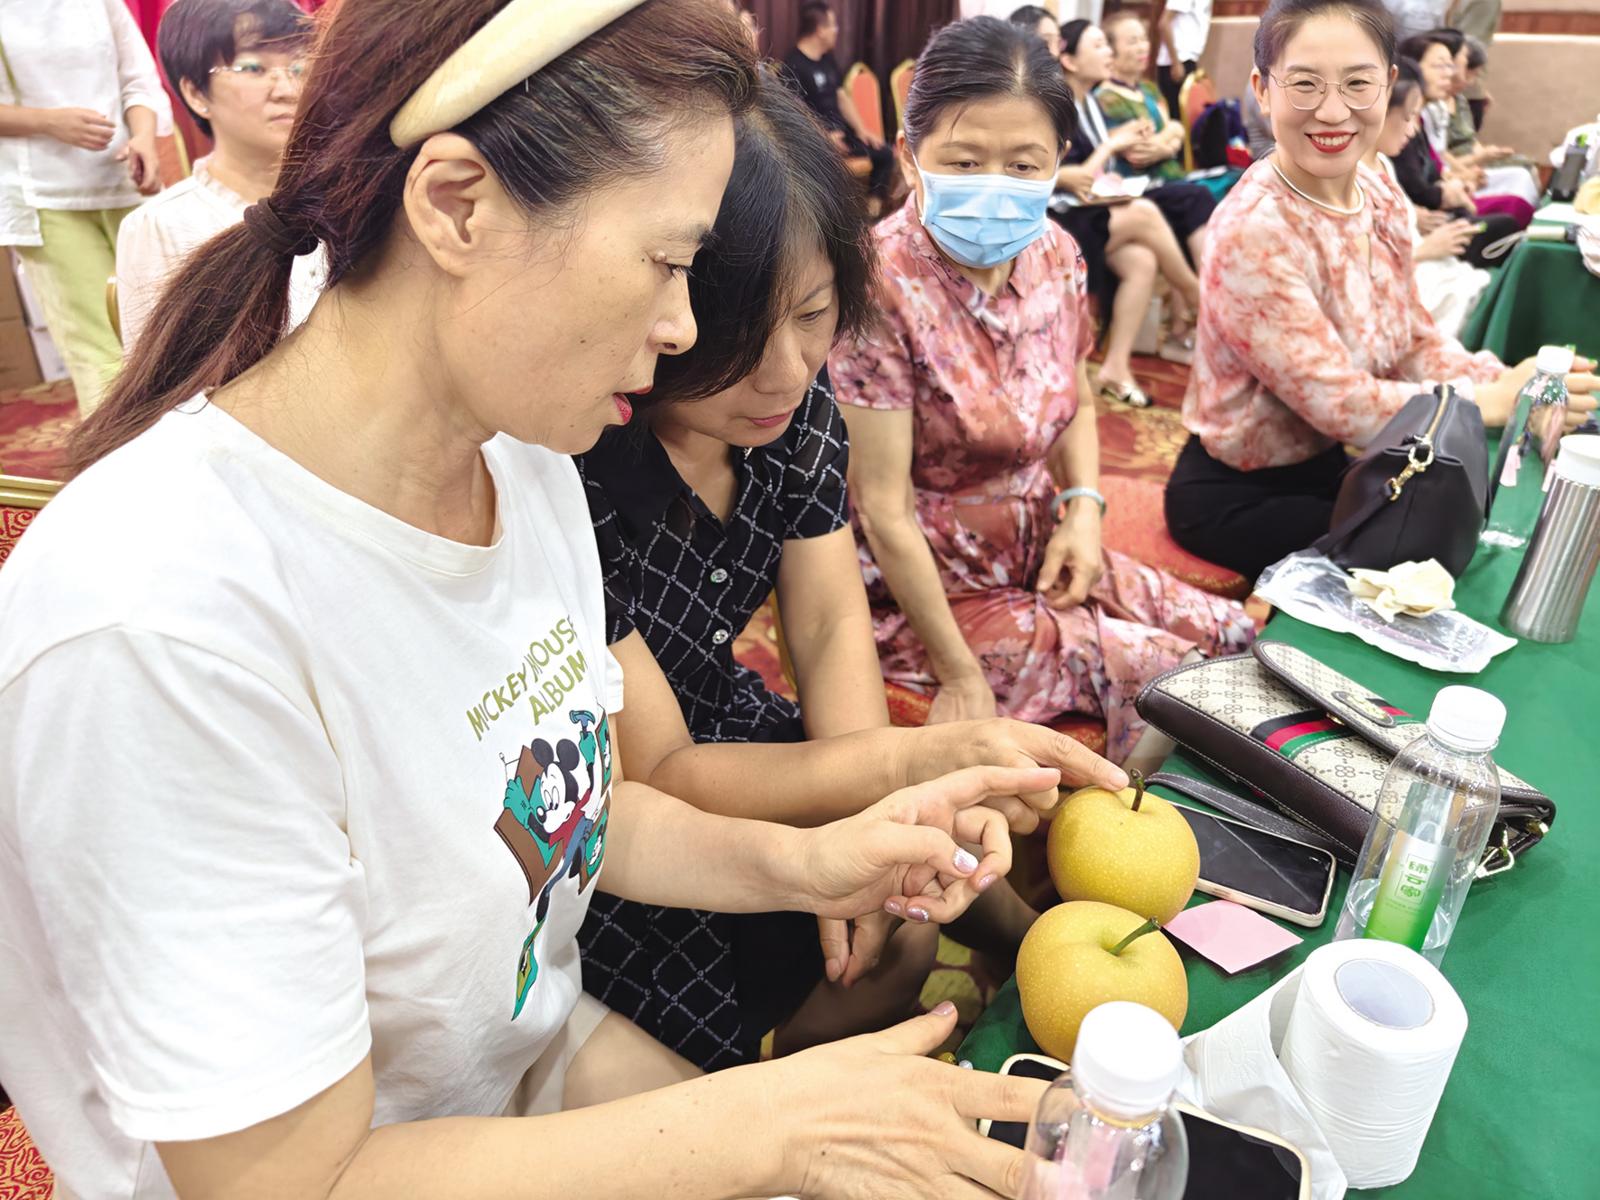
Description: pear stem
xmin=1111 ymin=917 xmax=1161 ymax=956
xmin=1129 ymin=769 xmax=1146 ymax=813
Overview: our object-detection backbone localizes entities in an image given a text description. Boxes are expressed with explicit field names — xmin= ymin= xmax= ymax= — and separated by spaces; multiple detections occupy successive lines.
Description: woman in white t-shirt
xmin=116 ymin=0 xmax=325 ymax=351
xmin=0 ymin=2 xmax=1099 ymax=1198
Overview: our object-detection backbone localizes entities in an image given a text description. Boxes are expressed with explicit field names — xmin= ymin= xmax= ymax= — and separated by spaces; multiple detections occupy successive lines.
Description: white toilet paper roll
xmin=1278 ymin=939 xmax=1468 ymax=1188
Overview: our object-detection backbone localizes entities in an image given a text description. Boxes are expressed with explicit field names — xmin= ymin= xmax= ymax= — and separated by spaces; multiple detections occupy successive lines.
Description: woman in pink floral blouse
xmin=1165 ymin=0 xmax=1598 ymax=580
xmin=832 ymin=16 xmax=1254 ymax=767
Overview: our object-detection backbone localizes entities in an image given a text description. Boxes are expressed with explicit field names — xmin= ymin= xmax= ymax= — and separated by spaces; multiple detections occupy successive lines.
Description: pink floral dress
xmin=831 ymin=205 xmax=1255 ymax=762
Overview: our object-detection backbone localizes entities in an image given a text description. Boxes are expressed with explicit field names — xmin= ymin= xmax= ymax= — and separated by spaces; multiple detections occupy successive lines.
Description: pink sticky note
xmin=1164 ymin=900 xmax=1303 ymax=974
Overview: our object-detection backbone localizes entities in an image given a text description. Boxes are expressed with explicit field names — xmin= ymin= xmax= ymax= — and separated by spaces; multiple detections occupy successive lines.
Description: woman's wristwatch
xmin=1052 ymin=487 xmax=1107 ymax=520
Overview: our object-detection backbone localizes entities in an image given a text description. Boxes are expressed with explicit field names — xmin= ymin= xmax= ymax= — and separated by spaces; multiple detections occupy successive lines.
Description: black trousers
xmin=1158 ymin=59 xmax=1198 ymax=125
xmin=843 ymin=129 xmax=896 ymax=200
xmin=1164 ymin=435 xmax=1349 ymax=582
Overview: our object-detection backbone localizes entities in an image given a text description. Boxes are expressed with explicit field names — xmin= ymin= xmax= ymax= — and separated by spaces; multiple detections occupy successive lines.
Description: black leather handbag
xmin=1315 ymin=384 xmax=1488 ymax=578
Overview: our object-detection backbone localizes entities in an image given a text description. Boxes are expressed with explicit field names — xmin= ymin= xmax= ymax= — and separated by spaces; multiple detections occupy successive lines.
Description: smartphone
xmin=982 ymin=1054 xmax=1312 ymax=1200
xmin=1171 ymin=804 xmax=1337 ymax=927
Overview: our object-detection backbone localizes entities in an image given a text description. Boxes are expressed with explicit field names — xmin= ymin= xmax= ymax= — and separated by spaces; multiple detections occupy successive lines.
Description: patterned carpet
xmin=0 ymin=381 xmax=75 ymax=482
xmin=0 ymin=355 xmax=1197 ymax=1192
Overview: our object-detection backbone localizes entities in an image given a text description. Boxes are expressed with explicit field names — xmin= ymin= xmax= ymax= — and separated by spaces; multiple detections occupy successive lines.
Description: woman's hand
xmin=1057 ymin=164 xmax=1097 ymax=202
xmin=40 ymin=106 xmax=115 ymax=151
xmin=928 ymin=672 xmax=998 ymax=725
xmin=1441 ymin=178 xmax=1476 ymax=212
xmin=1121 ymin=138 xmax=1167 ymax=168
xmin=1036 ymin=502 xmax=1104 ymax=610
xmin=818 ymin=909 xmax=902 ymax=987
xmin=800 ymin=764 xmax=1059 ymax=925
xmin=116 ymin=132 xmax=161 ymax=195
xmin=903 ymin=718 xmax=1129 ymax=834
xmin=1416 ymin=218 xmax=1475 ymax=261
xmin=1475 ymin=356 xmax=1598 ymax=428
xmin=772 ymin=1003 xmax=1048 ymax=1199
xmin=1415 ymin=206 xmax=1450 ymax=234
xmin=1108 ymin=121 xmax=1148 ymax=152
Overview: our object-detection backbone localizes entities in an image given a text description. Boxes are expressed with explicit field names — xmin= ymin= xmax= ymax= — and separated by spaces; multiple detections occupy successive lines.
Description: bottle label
xmin=1499 ymin=441 xmax=1522 ymax=489
xmin=1364 ymin=834 xmax=1449 ymax=951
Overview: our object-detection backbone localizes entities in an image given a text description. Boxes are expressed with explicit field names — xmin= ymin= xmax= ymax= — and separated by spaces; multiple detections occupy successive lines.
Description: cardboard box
xmin=28 ymin=325 xmax=68 ymax=383
xmin=8 ymin=251 xmax=50 ymax=329
xmin=0 ymin=317 xmax=44 ymax=391
xmin=0 ymin=255 xmax=23 ymax=325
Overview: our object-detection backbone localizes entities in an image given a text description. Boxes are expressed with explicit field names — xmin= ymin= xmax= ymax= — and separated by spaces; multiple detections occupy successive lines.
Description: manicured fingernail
xmin=933 ymin=1000 xmax=957 ymax=1017
xmin=953 ymin=848 xmax=979 ymax=874
xmin=908 ymin=905 xmax=930 ymax=923
xmin=977 ymin=873 xmax=997 ymax=892
xmin=826 ymin=958 xmax=842 ymax=981
xmin=884 ymin=899 xmax=905 ymax=916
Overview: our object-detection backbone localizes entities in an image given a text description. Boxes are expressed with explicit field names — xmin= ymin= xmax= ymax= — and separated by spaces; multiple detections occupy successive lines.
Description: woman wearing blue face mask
xmin=832 ymin=16 xmax=1255 ymax=768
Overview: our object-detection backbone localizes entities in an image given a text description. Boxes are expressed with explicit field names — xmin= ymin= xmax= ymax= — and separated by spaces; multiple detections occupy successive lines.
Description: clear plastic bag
xmin=1254 ymin=553 xmax=1517 ymax=673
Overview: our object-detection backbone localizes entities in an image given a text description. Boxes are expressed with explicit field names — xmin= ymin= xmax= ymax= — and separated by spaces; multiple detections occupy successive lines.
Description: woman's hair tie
xmin=242 ymin=198 xmax=319 ymax=258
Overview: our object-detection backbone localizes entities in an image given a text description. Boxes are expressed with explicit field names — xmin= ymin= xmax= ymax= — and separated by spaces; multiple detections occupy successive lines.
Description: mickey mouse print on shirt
xmin=495 ymin=706 xmax=613 ymax=1018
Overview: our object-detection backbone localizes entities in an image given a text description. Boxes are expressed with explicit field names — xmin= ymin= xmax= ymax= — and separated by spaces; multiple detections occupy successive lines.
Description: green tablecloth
xmin=1460 ymin=236 xmax=1600 ymax=364
xmin=959 ymin=478 xmax=1598 ymax=1197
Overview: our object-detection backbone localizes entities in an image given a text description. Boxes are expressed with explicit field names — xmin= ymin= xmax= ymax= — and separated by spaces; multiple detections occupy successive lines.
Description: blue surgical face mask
xmin=914 ymin=161 xmax=1056 ymax=269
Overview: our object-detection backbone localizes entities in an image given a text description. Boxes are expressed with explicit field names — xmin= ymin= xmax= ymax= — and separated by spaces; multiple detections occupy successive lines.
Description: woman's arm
xmin=777 ymin=525 xmax=890 ymax=739
xmin=161 ymin=1007 xmax=1047 ymax=1200
xmin=840 ymin=404 xmax=995 ymax=721
xmin=1035 ymin=363 xmax=1105 ymax=609
xmin=611 ymin=631 xmax=1124 ymax=827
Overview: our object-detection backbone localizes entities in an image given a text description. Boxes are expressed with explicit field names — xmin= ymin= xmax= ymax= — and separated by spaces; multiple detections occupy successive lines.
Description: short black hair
xmin=904 ymin=16 xmax=1078 ymax=153
xmin=157 ymin=0 xmax=313 ymax=138
xmin=648 ymin=77 xmax=874 ymax=405
xmin=1008 ymin=5 xmax=1056 ymax=30
xmin=1254 ymin=0 xmax=1395 ymax=75
xmin=1462 ymin=34 xmax=1487 ymax=70
xmin=798 ymin=1 xmax=834 ymax=38
xmin=1389 ymin=55 xmax=1423 ymax=109
xmin=1399 ymin=28 xmax=1463 ymax=64
xmin=1061 ymin=17 xmax=1094 ymax=56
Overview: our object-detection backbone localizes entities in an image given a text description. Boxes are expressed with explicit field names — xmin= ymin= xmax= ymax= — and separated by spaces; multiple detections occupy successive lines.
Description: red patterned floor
xmin=0 ymin=381 xmax=75 ymax=481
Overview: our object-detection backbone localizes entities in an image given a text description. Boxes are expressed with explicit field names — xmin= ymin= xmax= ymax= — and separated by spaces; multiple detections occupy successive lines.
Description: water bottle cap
xmin=1554 ymin=435 xmax=1600 ymax=488
xmin=1426 ymin=686 xmax=1505 ymax=751
xmin=1535 ymin=345 xmax=1575 ymax=376
xmin=1070 ymin=1002 xmax=1183 ymax=1119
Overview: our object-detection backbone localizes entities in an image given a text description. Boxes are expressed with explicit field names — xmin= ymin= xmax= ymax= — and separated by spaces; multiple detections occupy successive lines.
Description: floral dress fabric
xmin=830 ymin=205 xmax=1255 ymax=762
xmin=1184 ymin=159 xmax=1503 ymax=472
xmin=1094 ymin=80 xmax=1187 ymax=182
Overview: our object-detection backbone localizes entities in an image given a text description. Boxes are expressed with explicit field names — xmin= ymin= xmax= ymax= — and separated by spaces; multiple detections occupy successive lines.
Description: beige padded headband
xmin=390 ymin=0 xmax=649 ymax=148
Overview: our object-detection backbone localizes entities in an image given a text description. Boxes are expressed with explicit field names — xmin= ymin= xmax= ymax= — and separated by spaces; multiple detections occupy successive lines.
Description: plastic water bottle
xmin=1335 ymin=687 xmax=1504 ymax=969
xmin=1020 ymin=1003 xmax=1188 ymax=1200
xmin=1482 ymin=345 xmax=1573 ymax=547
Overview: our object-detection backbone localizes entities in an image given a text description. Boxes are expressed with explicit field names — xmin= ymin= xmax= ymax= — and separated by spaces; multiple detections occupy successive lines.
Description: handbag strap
xmin=1147 ymin=771 xmax=1347 ymax=858
xmin=1313 ymin=385 xmax=1452 ymax=560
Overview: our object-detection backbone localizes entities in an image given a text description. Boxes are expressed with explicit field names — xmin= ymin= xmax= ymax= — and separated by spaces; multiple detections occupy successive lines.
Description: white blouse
xmin=0 ymin=0 xmax=173 ymax=245
xmin=115 ymin=157 xmax=326 ymax=351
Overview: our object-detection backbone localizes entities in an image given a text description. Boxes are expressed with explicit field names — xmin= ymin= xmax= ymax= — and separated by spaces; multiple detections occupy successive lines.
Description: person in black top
xmin=778 ymin=1 xmax=895 ymax=204
xmin=576 ymin=81 xmax=1123 ymax=1071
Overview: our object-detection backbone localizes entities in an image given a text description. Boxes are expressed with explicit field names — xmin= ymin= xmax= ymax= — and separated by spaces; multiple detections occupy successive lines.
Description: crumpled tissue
xmin=1347 ymin=559 xmax=1456 ymax=622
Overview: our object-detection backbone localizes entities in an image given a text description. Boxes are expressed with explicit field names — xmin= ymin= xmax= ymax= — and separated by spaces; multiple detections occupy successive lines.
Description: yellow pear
xmin=1016 ymin=901 xmax=1188 ymax=1061
xmin=1047 ymin=774 xmax=1199 ymax=923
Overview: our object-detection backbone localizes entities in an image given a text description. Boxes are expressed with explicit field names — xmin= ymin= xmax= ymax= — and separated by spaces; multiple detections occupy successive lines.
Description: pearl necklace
xmin=1270 ymin=159 xmax=1365 ymax=216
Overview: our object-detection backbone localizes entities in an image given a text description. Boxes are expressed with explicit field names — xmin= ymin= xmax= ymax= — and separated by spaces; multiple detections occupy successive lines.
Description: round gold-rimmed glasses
xmin=1268 ymin=72 xmax=1387 ymax=111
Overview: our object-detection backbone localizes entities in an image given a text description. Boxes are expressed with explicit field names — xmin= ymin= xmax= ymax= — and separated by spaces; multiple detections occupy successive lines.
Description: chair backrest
xmin=0 ymin=474 xmax=62 ymax=569
xmin=843 ymin=62 xmax=884 ymax=145
xmin=1178 ymin=69 xmax=1218 ymax=171
xmin=889 ymin=59 xmax=915 ymax=135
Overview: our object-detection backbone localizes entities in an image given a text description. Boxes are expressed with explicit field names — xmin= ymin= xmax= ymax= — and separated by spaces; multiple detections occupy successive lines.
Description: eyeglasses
xmin=209 ymin=59 xmax=307 ymax=86
xmin=1268 ymin=72 xmax=1386 ymax=111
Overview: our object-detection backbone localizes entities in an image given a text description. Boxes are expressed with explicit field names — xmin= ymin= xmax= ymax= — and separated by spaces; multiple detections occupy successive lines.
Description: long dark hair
xmin=71 ymin=0 xmax=756 ymax=475
xmin=904 ymin=16 xmax=1078 ymax=153
xmin=1389 ymin=56 xmax=1424 ymax=110
xmin=1253 ymin=0 xmax=1395 ymax=74
xmin=650 ymin=80 xmax=874 ymax=405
